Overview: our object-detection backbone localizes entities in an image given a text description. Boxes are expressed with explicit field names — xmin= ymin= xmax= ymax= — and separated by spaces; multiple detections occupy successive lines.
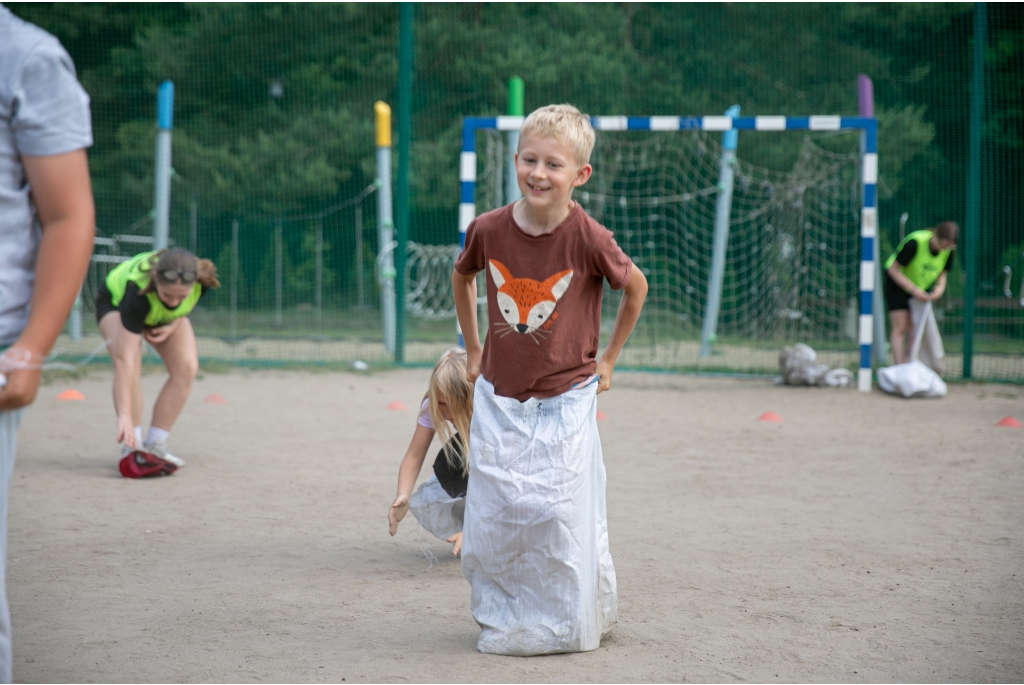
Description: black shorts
xmin=885 ymin=272 xmax=930 ymax=312
xmin=94 ymin=282 xmax=118 ymax=324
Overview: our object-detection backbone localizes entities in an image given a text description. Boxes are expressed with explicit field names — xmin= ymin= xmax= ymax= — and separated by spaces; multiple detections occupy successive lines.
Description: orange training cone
xmin=757 ymin=411 xmax=783 ymax=423
xmin=596 ymin=410 xmax=608 ymax=421
xmin=386 ymin=401 xmax=408 ymax=411
xmin=202 ymin=394 xmax=228 ymax=405
xmin=995 ymin=416 xmax=1022 ymax=428
xmin=57 ymin=389 xmax=85 ymax=401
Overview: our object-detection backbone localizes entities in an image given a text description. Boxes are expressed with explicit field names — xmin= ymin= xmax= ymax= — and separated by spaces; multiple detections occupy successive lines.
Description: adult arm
xmin=388 ymin=424 xmax=435 ymax=535
xmin=0 ymin=150 xmax=94 ymax=410
xmin=452 ymin=269 xmax=482 ymax=383
xmin=595 ymin=262 xmax=648 ymax=393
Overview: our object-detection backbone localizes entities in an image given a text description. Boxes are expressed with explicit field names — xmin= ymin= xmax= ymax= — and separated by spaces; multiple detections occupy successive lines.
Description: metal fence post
xmin=963 ymin=1 xmax=986 ymax=379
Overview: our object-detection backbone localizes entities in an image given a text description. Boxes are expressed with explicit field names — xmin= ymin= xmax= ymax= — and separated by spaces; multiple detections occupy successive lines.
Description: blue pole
xmin=700 ymin=104 xmax=740 ymax=357
xmin=153 ymin=80 xmax=174 ymax=250
xmin=857 ymin=118 xmax=878 ymax=392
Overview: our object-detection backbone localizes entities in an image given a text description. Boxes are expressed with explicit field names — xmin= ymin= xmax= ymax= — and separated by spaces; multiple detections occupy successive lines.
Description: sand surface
xmin=8 ymin=368 xmax=1024 ymax=683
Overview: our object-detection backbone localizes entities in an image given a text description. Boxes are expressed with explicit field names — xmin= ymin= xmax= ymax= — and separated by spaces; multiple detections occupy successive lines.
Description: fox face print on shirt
xmin=489 ymin=259 xmax=573 ymax=344
xmin=454 ymin=203 xmax=632 ymax=401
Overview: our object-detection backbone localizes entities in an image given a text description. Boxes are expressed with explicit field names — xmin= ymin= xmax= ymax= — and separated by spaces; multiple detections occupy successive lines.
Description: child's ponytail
xmin=197 ymin=258 xmax=220 ymax=289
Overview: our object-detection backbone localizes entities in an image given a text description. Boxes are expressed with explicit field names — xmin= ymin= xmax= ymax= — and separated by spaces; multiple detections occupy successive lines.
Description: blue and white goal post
xmin=458 ymin=114 xmax=879 ymax=392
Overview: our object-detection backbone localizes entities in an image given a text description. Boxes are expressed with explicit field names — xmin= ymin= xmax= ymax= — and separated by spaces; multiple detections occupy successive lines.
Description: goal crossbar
xmin=457 ymin=115 xmax=879 ymax=392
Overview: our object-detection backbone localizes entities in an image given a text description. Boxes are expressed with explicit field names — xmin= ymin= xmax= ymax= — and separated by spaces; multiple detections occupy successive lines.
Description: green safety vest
xmin=105 ymin=251 xmax=202 ymax=327
xmin=884 ymin=230 xmax=951 ymax=291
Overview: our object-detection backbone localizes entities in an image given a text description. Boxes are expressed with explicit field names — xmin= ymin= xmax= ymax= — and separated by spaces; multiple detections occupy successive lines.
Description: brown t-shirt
xmin=454 ymin=203 xmax=633 ymax=400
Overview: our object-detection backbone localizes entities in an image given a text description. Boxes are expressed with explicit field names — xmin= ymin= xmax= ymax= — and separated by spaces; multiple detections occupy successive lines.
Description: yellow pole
xmin=374 ymin=101 xmax=396 ymax=354
xmin=374 ymin=101 xmax=392 ymax=148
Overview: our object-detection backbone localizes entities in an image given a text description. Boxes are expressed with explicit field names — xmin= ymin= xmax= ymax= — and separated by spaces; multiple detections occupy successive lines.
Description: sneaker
xmin=144 ymin=441 xmax=185 ymax=467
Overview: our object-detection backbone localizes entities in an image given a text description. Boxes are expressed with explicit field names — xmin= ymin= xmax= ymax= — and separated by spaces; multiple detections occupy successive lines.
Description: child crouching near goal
xmin=452 ymin=104 xmax=648 ymax=655
xmin=388 ymin=347 xmax=473 ymax=556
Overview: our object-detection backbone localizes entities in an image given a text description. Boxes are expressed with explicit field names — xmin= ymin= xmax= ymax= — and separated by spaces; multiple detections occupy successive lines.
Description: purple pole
xmin=858 ymin=74 xmax=874 ymax=117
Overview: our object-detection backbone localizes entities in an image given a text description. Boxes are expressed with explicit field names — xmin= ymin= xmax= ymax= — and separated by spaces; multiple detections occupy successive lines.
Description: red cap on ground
xmin=386 ymin=401 xmax=408 ymax=411
xmin=596 ymin=410 xmax=608 ymax=421
xmin=757 ymin=411 xmax=783 ymax=423
xmin=995 ymin=416 xmax=1022 ymax=428
xmin=57 ymin=389 xmax=85 ymax=401
xmin=202 ymin=394 xmax=228 ymax=404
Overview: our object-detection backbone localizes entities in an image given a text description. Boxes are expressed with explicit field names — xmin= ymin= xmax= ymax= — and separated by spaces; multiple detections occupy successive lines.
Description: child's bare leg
xmin=889 ymin=309 xmax=911 ymax=364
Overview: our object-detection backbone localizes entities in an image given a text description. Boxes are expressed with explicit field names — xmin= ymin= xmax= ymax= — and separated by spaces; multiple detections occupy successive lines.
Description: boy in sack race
xmin=451 ymin=104 xmax=648 ymax=656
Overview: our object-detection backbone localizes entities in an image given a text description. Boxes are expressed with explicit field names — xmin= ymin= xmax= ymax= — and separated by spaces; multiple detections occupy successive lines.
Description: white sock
xmin=146 ymin=426 xmax=170 ymax=446
xmin=134 ymin=426 xmax=143 ymax=445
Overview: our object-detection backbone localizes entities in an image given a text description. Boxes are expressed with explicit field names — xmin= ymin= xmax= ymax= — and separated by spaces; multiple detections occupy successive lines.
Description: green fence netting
xmin=13 ymin=3 xmax=1021 ymax=380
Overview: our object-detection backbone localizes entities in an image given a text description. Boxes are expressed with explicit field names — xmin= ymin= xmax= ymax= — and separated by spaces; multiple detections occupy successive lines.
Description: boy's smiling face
xmin=515 ymin=133 xmax=592 ymax=216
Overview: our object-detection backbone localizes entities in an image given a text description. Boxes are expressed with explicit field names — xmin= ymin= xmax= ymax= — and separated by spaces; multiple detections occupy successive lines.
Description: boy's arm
xmin=451 ymin=269 xmax=482 ymax=382
xmin=596 ymin=262 xmax=648 ymax=394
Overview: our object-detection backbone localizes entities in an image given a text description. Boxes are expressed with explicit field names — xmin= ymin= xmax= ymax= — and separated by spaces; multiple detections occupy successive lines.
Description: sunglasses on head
xmin=158 ymin=269 xmax=197 ymax=284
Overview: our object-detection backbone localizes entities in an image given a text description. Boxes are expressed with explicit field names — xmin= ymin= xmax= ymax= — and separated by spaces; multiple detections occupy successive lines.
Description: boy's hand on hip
xmin=466 ymin=348 xmax=481 ymax=384
xmin=595 ymin=358 xmax=613 ymax=394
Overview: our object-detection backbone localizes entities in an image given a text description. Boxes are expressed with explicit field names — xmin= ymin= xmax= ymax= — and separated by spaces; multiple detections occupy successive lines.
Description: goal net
xmin=471 ymin=124 xmax=866 ymax=377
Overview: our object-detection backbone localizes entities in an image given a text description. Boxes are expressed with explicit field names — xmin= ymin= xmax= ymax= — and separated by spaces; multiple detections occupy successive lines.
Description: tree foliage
xmin=9 ymin=2 xmax=1020 ymax=287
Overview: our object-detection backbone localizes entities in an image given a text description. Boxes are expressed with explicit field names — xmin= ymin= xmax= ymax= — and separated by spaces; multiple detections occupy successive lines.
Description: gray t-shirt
xmin=0 ymin=6 xmax=92 ymax=344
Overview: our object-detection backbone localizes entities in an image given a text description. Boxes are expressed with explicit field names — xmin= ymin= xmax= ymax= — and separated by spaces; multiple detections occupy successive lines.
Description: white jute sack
xmin=409 ymin=476 xmax=464 ymax=542
xmin=878 ymin=302 xmax=947 ymax=398
xmin=461 ymin=376 xmax=617 ymax=655
xmin=909 ymin=298 xmax=945 ymax=375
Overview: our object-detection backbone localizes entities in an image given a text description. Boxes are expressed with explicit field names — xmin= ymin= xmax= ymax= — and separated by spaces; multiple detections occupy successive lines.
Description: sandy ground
xmin=7 ymin=367 xmax=1024 ymax=683
xmin=51 ymin=332 xmax=1024 ymax=380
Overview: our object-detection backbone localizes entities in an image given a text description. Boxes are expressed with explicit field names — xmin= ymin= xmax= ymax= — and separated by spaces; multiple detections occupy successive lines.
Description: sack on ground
xmin=119 ymin=450 xmax=177 ymax=478
xmin=878 ymin=359 xmax=947 ymax=398
xmin=879 ymin=301 xmax=947 ymax=398
xmin=778 ymin=343 xmax=853 ymax=387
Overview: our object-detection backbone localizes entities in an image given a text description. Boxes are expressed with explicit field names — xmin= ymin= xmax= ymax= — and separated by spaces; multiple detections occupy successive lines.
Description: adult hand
xmin=0 ymin=347 xmax=43 ymax=411
xmin=116 ymin=413 xmax=138 ymax=449
xmin=0 ymin=369 xmax=41 ymax=411
xmin=447 ymin=531 xmax=463 ymax=557
xmin=911 ymin=288 xmax=931 ymax=302
xmin=388 ymin=494 xmax=409 ymax=536
xmin=595 ymin=358 xmax=613 ymax=394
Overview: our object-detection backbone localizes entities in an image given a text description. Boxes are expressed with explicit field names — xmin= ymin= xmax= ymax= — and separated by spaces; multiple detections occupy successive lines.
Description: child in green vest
xmin=883 ymin=221 xmax=957 ymax=364
xmin=95 ymin=248 xmax=219 ymax=466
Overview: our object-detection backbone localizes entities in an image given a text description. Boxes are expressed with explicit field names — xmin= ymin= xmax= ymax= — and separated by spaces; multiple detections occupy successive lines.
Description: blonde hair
xmin=426 ymin=347 xmax=474 ymax=478
xmin=518 ymin=104 xmax=595 ymax=168
xmin=139 ymin=249 xmax=220 ymax=295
